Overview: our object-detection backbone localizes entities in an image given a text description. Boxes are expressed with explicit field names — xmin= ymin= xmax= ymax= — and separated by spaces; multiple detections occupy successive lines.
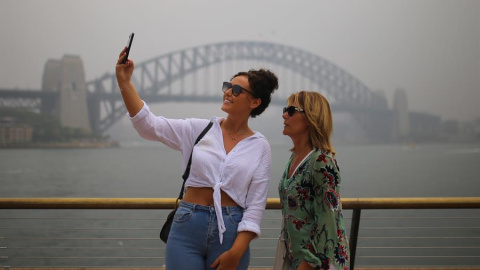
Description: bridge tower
xmin=41 ymin=55 xmax=91 ymax=132
xmin=392 ymin=88 xmax=410 ymax=141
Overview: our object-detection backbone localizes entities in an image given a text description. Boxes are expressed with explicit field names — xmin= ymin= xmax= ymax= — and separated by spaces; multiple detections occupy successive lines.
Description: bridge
xmin=0 ymin=41 xmax=437 ymax=142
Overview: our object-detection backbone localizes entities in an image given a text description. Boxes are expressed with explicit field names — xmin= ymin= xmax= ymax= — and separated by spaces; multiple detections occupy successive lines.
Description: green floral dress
xmin=278 ymin=149 xmax=350 ymax=270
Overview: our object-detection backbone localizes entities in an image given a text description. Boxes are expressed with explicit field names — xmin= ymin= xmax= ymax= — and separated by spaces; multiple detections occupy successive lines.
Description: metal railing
xmin=1 ymin=197 xmax=480 ymax=269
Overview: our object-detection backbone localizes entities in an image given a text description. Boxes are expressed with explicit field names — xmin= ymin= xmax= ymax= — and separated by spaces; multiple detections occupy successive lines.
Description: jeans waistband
xmin=179 ymin=200 xmax=243 ymax=214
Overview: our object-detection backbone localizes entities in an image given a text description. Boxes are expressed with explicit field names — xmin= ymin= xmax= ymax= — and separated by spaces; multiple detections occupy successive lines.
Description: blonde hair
xmin=287 ymin=91 xmax=335 ymax=155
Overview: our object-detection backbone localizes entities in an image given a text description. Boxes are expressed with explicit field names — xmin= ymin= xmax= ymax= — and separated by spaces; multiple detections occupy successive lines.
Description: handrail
xmin=1 ymin=197 xmax=480 ymax=209
xmin=2 ymin=197 xmax=480 ymax=269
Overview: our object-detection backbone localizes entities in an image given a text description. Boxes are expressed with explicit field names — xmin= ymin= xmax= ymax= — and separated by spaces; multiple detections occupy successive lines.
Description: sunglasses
xmin=222 ymin=82 xmax=257 ymax=98
xmin=283 ymin=106 xmax=305 ymax=116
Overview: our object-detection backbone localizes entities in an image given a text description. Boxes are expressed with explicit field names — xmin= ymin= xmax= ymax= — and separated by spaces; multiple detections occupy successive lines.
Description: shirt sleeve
xmin=129 ymin=101 xmax=208 ymax=153
xmin=300 ymin=153 xmax=350 ymax=269
xmin=237 ymin=138 xmax=272 ymax=237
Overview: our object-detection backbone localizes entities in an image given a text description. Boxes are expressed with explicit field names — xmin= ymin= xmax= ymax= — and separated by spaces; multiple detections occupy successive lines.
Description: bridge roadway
xmin=0 ymin=87 xmax=388 ymax=113
xmin=0 ymin=86 xmax=429 ymax=144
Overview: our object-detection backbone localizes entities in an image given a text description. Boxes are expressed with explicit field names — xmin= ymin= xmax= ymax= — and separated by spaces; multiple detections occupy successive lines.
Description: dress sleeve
xmin=300 ymin=153 xmax=350 ymax=269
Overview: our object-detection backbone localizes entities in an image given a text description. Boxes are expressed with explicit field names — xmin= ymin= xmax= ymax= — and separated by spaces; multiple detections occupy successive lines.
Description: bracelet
xmin=118 ymin=82 xmax=132 ymax=93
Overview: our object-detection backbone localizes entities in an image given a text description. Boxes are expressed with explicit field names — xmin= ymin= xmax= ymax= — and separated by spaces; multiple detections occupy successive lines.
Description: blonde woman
xmin=279 ymin=91 xmax=350 ymax=270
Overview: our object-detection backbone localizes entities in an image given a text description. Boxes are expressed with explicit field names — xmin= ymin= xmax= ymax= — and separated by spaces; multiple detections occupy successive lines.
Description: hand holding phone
xmin=122 ymin=33 xmax=134 ymax=64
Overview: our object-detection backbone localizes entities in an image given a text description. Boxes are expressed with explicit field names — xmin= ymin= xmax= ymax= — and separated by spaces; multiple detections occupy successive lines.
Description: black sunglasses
xmin=222 ymin=82 xmax=257 ymax=98
xmin=283 ymin=106 xmax=305 ymax=116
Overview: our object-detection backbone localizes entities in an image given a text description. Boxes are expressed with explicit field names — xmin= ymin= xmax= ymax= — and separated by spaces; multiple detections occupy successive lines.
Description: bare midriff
xmin=183 ymin=187 xmax=239 ymax=207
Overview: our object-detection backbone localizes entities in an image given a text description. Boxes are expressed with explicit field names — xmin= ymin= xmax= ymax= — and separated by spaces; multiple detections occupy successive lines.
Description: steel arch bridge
xmin=87 ymin=41 xmax=388 ymax=133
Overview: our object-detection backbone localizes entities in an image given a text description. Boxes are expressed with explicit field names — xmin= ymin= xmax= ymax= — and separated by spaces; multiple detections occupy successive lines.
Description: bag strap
xmin=177 ymin=121 xmax=213 ymax=200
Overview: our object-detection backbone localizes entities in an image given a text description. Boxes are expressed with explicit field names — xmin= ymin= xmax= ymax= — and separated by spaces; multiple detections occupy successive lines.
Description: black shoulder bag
xmin=159 ymin=121 xmax=213 ymax=243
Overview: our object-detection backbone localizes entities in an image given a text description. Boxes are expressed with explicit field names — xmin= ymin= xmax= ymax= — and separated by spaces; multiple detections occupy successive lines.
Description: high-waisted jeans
xmin=165 ymin=201 xmax=250 ymax=270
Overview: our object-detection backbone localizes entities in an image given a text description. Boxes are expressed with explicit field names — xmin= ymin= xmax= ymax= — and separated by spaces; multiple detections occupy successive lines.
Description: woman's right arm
xmin=115 ymin=47 xmax=209 ymax=153
xmin=115 ymin=47 xmax=143 ymax=117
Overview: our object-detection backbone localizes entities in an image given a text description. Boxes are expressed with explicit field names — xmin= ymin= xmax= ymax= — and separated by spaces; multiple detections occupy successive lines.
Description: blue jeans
xmin=165 ymin=201 xmax=250 ymax=270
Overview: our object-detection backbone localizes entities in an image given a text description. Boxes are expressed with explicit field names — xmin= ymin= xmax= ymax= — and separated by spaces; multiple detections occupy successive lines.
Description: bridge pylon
xmin=392 ymin=88 xmax=410 ymax=141
xmin=42 ymin=55 xmax=91 ymax=132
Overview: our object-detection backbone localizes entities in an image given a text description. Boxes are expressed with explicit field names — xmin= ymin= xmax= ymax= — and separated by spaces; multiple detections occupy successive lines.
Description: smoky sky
xmin=1 ymin=0 xmax=479 ymax=122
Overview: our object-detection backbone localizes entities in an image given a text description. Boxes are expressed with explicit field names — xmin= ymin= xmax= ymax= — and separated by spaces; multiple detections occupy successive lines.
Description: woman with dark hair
xmin=115 ymin=47 xmax=278 ymax=269
xmin=279 ymin=91 xmax=350 ymax=270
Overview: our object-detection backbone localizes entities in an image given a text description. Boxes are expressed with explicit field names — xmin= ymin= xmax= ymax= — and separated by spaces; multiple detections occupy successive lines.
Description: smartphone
xmin=122 ymin=33 xmax=134 ymax=64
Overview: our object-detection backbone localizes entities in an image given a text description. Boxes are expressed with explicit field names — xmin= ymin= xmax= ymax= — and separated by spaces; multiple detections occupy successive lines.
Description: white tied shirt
xmin=129 ymin=101 xmax=272 ymax=243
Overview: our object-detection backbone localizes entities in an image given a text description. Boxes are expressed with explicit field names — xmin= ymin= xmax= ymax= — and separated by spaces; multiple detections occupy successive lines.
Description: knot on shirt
xmin=213 ymin=182 xmax=226 ymax=244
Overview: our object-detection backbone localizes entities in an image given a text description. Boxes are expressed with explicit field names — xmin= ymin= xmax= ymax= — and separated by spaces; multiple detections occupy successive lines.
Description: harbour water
xmin=2 ymin=142 xmax=480 ymax=198
xmin=1 ymin=142 xmax=480 ymax=267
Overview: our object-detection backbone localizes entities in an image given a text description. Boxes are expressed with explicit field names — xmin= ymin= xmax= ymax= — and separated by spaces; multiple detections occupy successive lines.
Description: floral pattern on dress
xmin=279 ymin=149 xmax=350 ymax=270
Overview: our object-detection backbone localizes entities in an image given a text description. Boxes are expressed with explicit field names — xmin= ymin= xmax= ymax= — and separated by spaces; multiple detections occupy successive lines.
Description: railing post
xmin=1 ymin=237 xmax=8 ymax=268
xmin=349 ymin=209 xmax=361 ymax=270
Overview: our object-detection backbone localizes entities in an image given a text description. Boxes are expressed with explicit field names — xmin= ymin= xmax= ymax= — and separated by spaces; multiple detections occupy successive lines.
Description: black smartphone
xmin=122 ymin=33 xmax=134 ymax=64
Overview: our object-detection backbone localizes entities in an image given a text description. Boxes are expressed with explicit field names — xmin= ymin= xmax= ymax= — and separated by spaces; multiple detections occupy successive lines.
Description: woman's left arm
xmin=210 ymin=231 xmax=256 ymax=270
xmin=307 ymin=153 xmax=349 ymax=269
xmin=238 ymin=139 xmax=271 ymax=236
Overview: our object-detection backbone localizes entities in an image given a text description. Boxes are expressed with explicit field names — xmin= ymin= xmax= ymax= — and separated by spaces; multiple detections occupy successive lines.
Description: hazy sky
xmin=1 ymin=0 xmax=479 ymax=122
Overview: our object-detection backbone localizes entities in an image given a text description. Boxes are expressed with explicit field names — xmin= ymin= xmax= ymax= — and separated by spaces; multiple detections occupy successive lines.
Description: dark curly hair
xmin=231 ymin=69 xmax=279 ymax=118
